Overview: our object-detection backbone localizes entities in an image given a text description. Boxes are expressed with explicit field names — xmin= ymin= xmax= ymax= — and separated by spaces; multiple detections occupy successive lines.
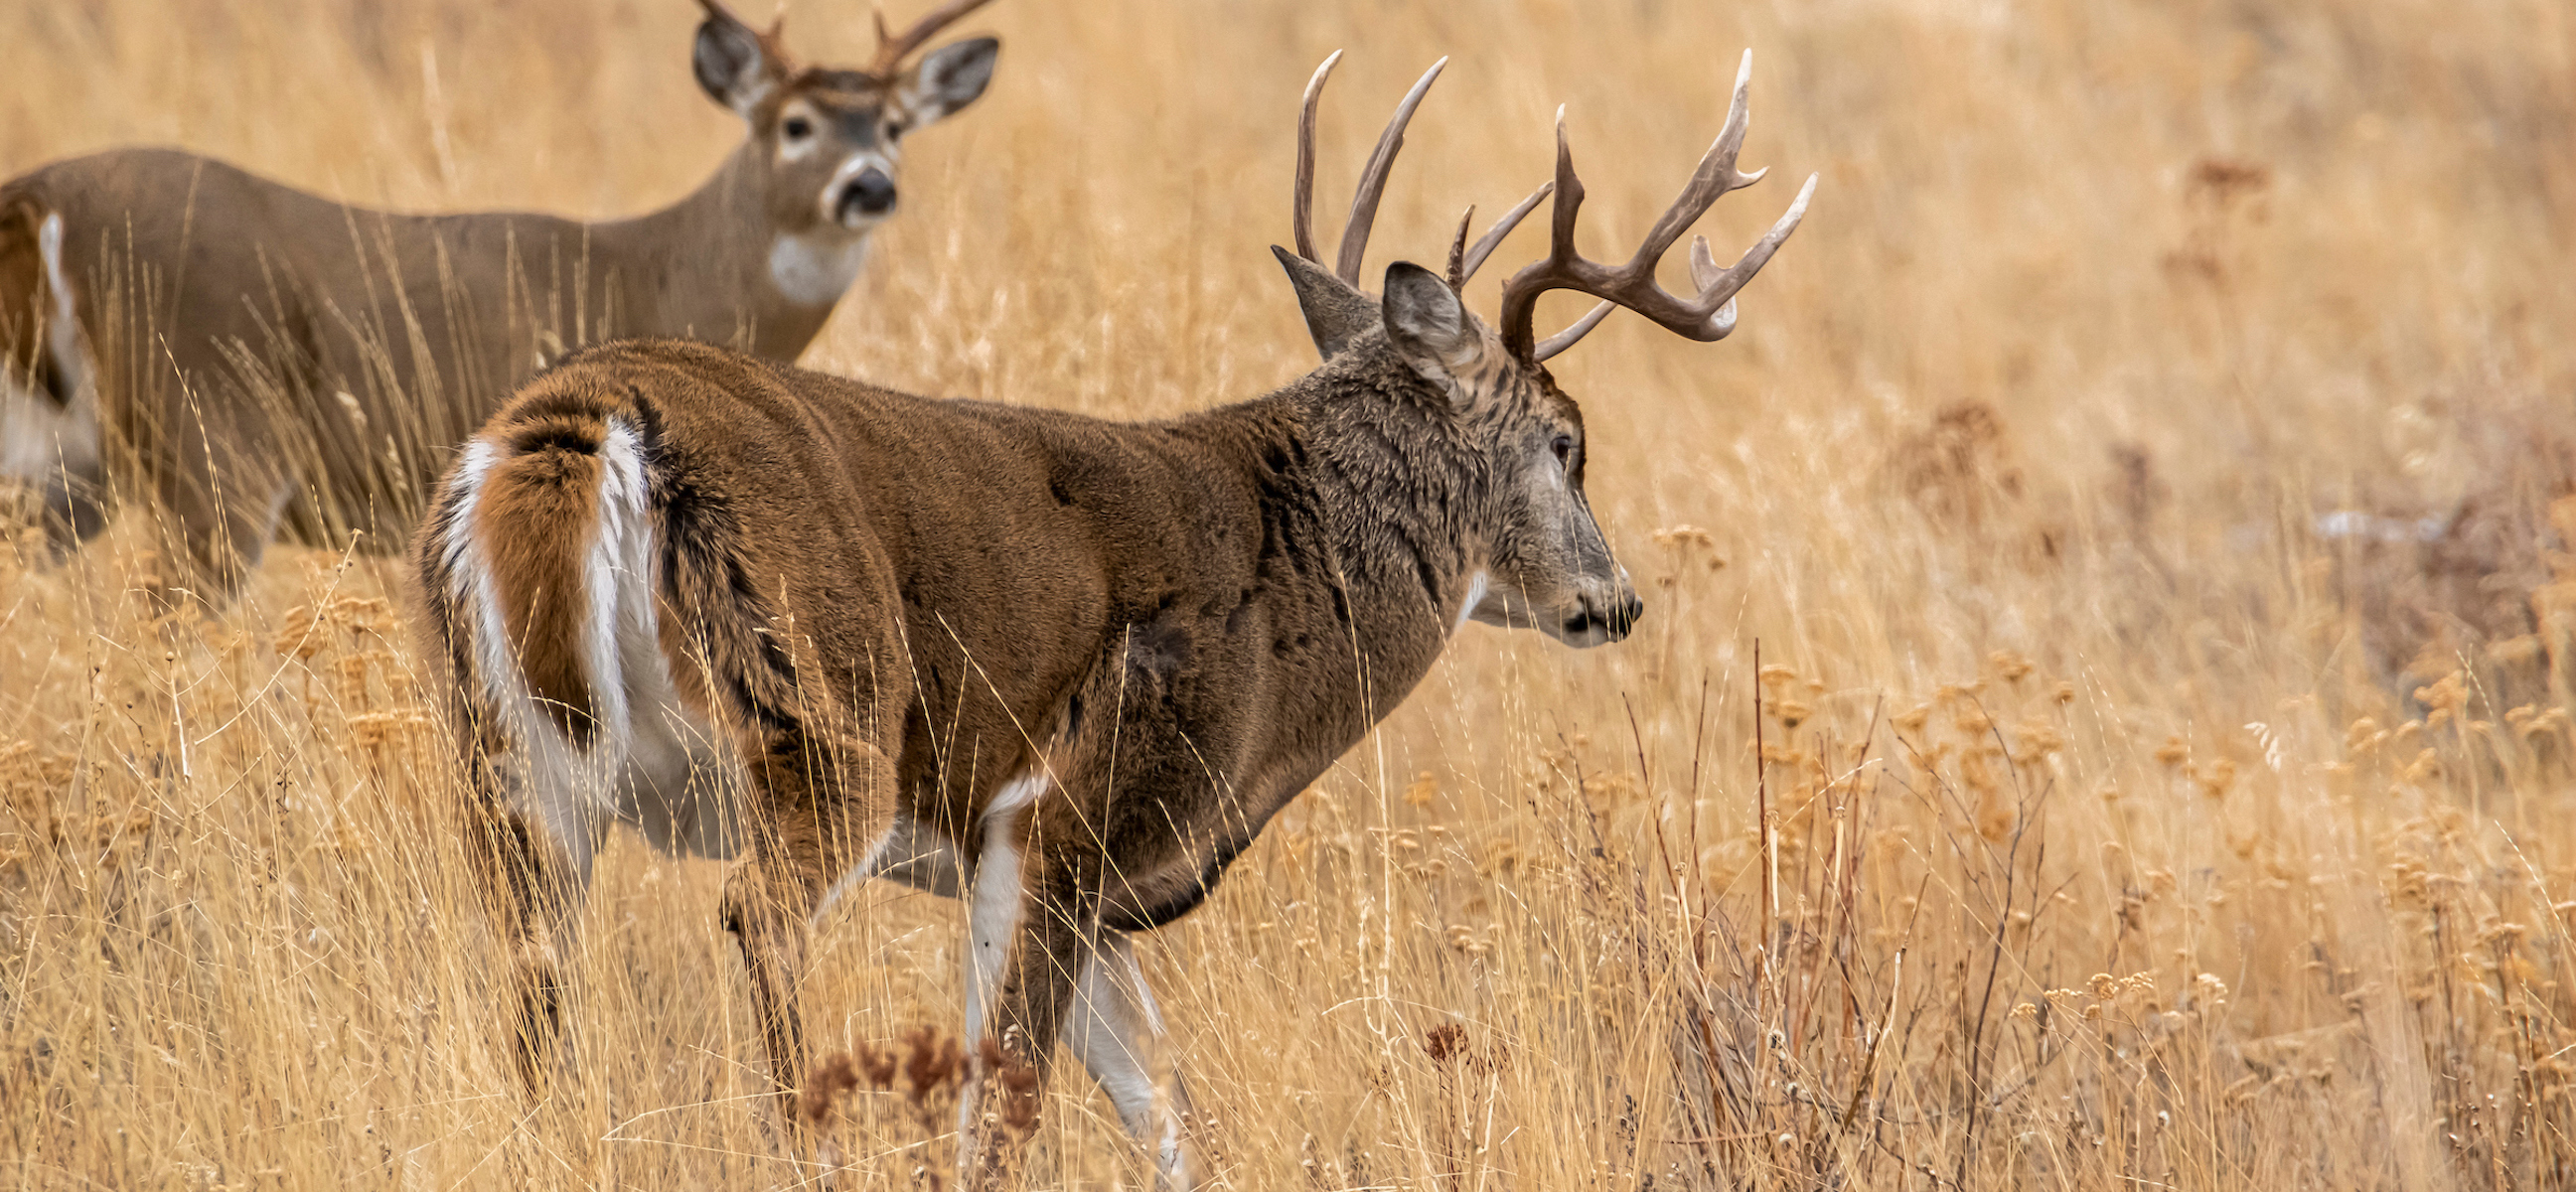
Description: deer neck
xmin=588 ymin=143 xmax=864 ymax=361
xmin=1258 ymin=357 xmax=1492 ymax=699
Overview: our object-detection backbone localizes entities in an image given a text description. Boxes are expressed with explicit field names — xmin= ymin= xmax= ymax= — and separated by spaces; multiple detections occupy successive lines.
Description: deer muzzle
xmin=1559 ymin=589 xmax=1643 ymax=647
xmin=834 ymin=166 xmax=897 ymax=224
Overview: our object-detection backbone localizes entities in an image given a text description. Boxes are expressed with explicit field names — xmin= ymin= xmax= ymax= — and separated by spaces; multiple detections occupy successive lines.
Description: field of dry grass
xmin=6 ymin=0 xmax=2576 ymax=1187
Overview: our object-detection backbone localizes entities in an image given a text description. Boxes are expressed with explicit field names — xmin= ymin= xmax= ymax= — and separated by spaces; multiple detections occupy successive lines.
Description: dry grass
xmin=6 ymin=0 xmax=2576 ymax=1187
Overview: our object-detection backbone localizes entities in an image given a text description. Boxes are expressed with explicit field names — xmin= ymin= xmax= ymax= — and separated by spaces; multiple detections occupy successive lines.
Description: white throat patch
xmin=1453 ymin=569 xmax=1491 ymax=635
xmin=767 ymin=232 xmax=870 ymax=307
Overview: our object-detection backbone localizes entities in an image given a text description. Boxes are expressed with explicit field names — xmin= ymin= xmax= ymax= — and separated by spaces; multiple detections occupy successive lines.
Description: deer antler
xmin=867 ymin=0 xmax=996 ymax=78
xmin=1444 ymin=183 xmax=1554 ymax=292
xmin=1295 ymin=55 xmax=1522 ymax=290
xmin=1498 ymin=50 xmax=1815 ymax=362
xmin=1288 ymin=54 xmax=1577 ymax=299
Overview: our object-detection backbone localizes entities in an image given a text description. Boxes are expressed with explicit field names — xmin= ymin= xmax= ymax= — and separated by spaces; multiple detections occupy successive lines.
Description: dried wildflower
xmin=804 ymin=1053 xmax=860 ymax=1128
xmin=2411 ymin=671 xmax=2469 ymax=719
xmin=2193 ymin=972 xmax=2229 ymax=1006
xmin=2197 ymin=757 xmax=2237 ymax=800
xmin=1403 ymin=771 xmax=1438 ymax=810
xmin=1422 ymin=1022 xmax=1468 ymax=1065
xmin=976 ymin=1038 xmax=1043 ymax=1136
xmin=2012 ymin=720 xmax=2064 ymax=764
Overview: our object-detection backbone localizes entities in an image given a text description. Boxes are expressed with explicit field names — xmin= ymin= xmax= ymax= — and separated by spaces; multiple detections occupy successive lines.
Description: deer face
xmin=692 ymin=8 xmax=998 ymax=238
xmin=1275 ymin=49 xmax=1809 ymax=649
xmin=1378 ymin=264 xmax=1641 ymax=649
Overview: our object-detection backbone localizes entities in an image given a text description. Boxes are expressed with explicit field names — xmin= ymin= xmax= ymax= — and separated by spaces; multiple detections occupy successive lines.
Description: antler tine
xmin=1444 ymin=206 xmax=1476 ymax=291
xmin=1688 ymin=172 xmax=1815 ymax=306
xmin=1531 ymin=300 xmax=1616 ymax=362
xmin=1292 ymin=51 xmax=1343 ymax=264
xmin=1629 ymin=50 xmax=1768 ymax=272
xmin=1335 ymin=58 xmax=1447 ymax=286
xmin=1499 ymin=50 xmax=1815 ymax=362
xmin=866 ymin=0 xmax=996 ymax=77
xmin=1496 ymin=107 xmax=1588 ymax=359
xmin=1456 ymin=180 xmax=1553 ymax=287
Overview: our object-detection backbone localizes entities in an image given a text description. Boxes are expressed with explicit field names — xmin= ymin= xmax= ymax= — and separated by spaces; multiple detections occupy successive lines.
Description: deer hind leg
xmin=1066 ymin=932 xmax=1198 ymax=1189
xmin=718 ymin=705 xmax=904 ymax=1130
xmin=461 ymin=750 xmax=601 ymax=1094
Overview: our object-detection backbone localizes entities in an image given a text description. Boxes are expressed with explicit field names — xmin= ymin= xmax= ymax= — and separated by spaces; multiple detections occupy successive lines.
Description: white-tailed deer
xmin=0 ymin=0 xmax=998 ymax=605
xmin=414 ymin=51 xmax=1810 ymax=1188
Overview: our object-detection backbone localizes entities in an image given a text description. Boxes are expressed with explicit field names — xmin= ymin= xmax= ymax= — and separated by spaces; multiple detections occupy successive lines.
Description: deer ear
xmin=1382 ymin=261 xmax=1484 ymax=393
xmin=693 ymin=8 xmax=777 ymax=118
xmin=899 ymin=37 xmax=1000 ymax=126
xmin=1271 ymin=246 xmax=1378 ymax=361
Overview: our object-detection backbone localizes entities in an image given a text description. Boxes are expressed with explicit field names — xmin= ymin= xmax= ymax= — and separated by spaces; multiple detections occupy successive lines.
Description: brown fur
xmin=415 ymin=281 xmax=1641 ymax=1181
xmin=476 ymin=413 xmax=607 ymax=745
xmin=0 ymin=7 xmax=998 ymax=605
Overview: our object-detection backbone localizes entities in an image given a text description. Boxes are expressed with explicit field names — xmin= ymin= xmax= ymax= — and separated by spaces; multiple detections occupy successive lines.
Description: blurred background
xmin=4 ymin=0 xmax=2574 ymax=1187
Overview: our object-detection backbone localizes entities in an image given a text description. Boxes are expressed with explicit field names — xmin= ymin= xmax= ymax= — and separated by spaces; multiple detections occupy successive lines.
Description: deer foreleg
xmin=959 ymin=822 xmax=1091 ymax=1189
xmin=1067 ymin=932 xmax=1197 ymax=1189
xmin=148 ymin=451 xmax=293 ymax=610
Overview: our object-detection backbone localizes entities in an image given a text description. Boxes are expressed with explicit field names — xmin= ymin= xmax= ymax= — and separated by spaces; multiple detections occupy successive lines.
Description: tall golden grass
xmin=6 ymin=0 xmax=2576 ymax=1187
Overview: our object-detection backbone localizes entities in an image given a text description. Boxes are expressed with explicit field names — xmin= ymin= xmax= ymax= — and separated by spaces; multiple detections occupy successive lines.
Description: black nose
xmin=1565 ymin=597 xmax=1644 ymax=640
xmin=838 ymin=168 xmax=896 ymax=220
xmin=1614 ymin=596 xmax=1644 ymax=635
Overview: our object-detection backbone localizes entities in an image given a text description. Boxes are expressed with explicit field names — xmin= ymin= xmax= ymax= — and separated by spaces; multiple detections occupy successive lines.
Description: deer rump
xmin=417 ymin=337 xmax=1346 ymax=929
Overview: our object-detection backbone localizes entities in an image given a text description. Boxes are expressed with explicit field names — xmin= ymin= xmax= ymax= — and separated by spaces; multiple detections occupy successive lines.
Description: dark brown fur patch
xmin=476 ymin=411 xmax=609 ymax=747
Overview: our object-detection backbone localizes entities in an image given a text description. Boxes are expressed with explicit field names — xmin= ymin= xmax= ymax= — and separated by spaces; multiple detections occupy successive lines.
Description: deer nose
xmin=1563 ymin=595 xmax=1643 ymax=643
xmin=837 ymin=168 xmax=897 ymax=221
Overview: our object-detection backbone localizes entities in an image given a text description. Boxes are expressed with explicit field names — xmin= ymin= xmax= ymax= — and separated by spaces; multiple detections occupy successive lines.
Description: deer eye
xmin=782 ymin=115 xmax=815 ymax=140
xmin=1551 ymin=434 xmax=1576 ymax=467
xmin=885 ymin=118 xmax=908 ymax=142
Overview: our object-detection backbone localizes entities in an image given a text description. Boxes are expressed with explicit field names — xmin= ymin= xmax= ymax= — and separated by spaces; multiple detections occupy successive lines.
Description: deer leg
xmin=1065 ymin=931 xmax=1197 ymax=1189
xmin=719 ymin=717 xmax=897 ymax=1130
xmin=459 ymin=746 xmax=598 ymax=1095
xmin=37 ymin=453 xmax=108 ymax=554
xmin=959 ymin=834 xmax=1092 ymax=1190
xmin=148 ymin=450 xmax=291 ymax=610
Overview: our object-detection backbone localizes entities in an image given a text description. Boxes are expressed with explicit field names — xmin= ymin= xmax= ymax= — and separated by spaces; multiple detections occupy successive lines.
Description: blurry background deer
xmin=0 ymin=0 xmax=997 ymax=608
xmin=2 ymin=1 xmax=2572 ymax=1189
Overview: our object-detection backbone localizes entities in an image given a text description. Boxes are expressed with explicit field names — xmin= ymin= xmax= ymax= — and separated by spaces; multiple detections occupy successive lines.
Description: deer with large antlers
xmin=414 ymin=50 xmax=1808 ymax=1187
xmin=0 ymin=0 xmax=998 ymax=606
